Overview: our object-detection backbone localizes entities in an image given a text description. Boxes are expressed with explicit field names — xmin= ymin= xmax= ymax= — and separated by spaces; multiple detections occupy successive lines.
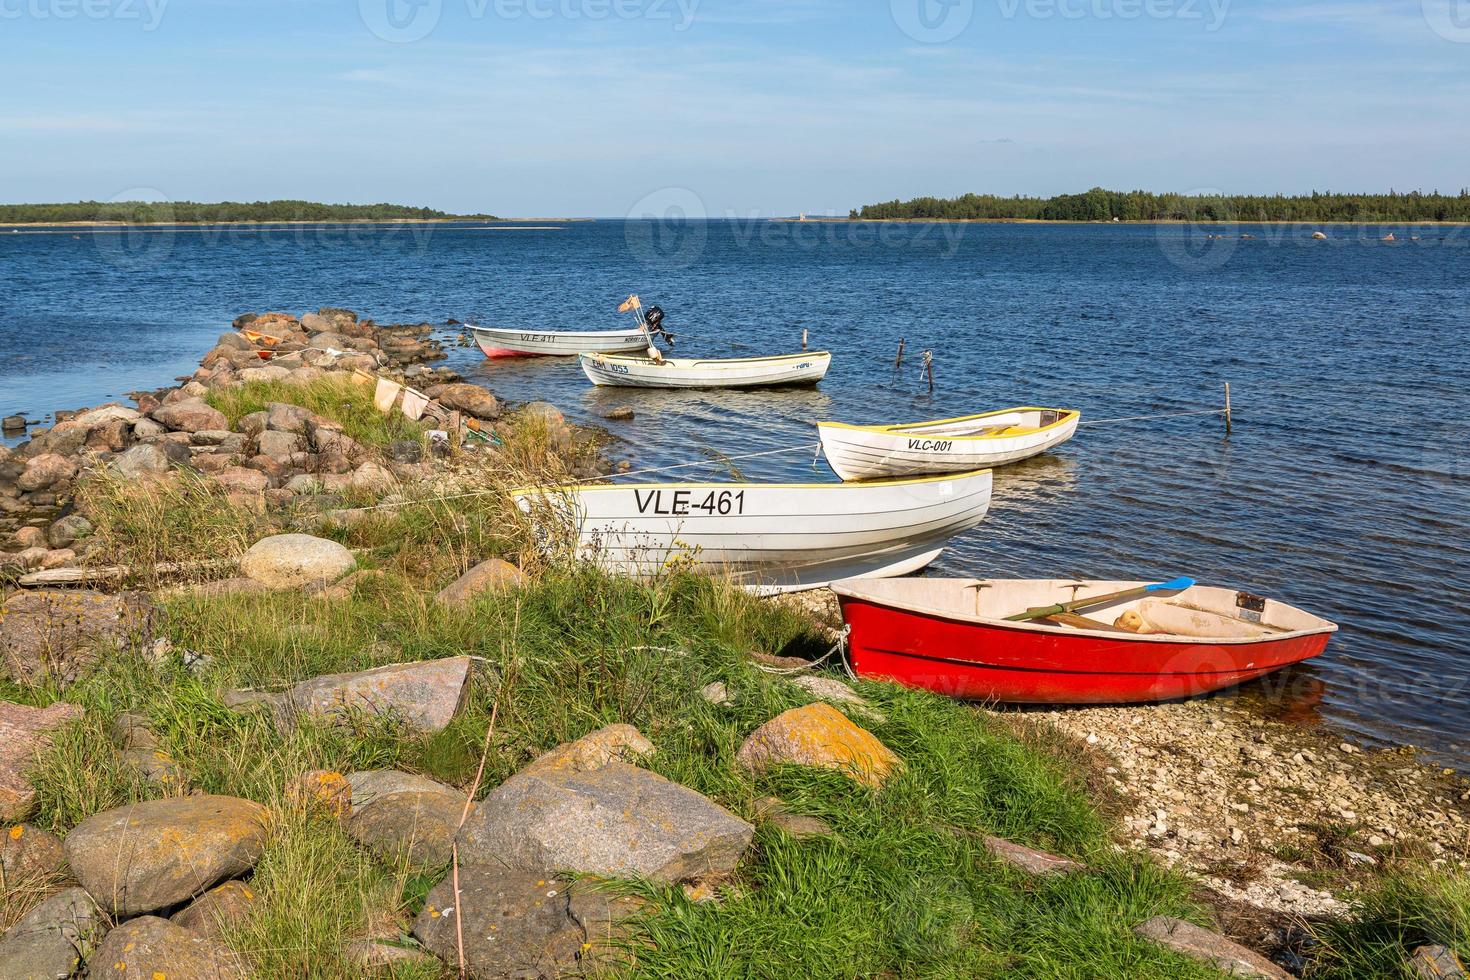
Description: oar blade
xmin=1148 ymin=577 xmax=1196 ymax=592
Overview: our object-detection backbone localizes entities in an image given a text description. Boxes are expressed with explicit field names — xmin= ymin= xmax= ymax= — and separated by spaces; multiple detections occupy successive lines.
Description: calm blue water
xmin=2 ymin=220 xmax=1467 ymax=762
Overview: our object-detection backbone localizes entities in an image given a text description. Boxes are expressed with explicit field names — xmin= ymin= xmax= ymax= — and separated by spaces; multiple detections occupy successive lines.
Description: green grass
xmin=13 ymin=447 xmax=1465 ymax=977
xmin=204 ymin=374 xmax=427 ymax=448
xmin=6 ymin=404 xmax=1378 ymax=980
xmin=8 ymin=559 xmax=1242 ymax=978
xmin=1308 ymin=871 xmax=1470 ymax=978
xmin=76 ymin=469 xmax=266 ymax=580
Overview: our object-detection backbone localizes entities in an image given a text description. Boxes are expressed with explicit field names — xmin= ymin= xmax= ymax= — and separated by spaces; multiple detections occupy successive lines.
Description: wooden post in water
xmin=923 ymin=350 xmax=935 ymax=392
xmin=894 ymin=337 xmax=906 ymax=369
xmin=1224 ymin=382 xmax=1232 ymax=435
xmin=802 ymin=328 xmax=808 ymax=352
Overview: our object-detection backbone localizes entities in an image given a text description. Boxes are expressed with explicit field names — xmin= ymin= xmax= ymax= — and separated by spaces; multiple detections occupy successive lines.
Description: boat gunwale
xmin=513 ymin=468 xmax=993 ymax=496
xmin=818 ymin=406 xmax=1080 ymax=441
xmin=831 ymin=578 xmax=1339 ymax=647
xmin=469 ymin=325 xmax=650 ymax=341
xmin=581 ymin=350 xmax=833 ymax=369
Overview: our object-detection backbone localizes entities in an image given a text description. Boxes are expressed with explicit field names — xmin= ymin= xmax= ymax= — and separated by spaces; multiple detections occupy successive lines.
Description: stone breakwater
xmin=0 ymin=308 xmax=602 ymax=578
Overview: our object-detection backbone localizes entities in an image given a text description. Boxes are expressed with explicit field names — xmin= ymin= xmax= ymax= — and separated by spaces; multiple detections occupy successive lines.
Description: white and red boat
xmin=469 ymin=325 xmax=651 ymax=359
xmin=831 ymin=577 xmax=1337 ymax=704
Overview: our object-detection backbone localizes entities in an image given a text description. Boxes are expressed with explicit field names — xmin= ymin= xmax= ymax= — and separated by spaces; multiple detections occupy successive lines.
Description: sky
xmin=1 ymin=0 xmax=1467 ymax=216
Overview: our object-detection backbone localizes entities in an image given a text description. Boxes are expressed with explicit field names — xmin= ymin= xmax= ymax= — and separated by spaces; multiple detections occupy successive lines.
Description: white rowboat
xmin=580 ymin=351 xmax=831 ymax=389
xmin=470 ymin=325 xmax=651 ymax=358
xmin=514 ymin=469 xmax=993 ymax=594
xmin=818 ymin=407 xmax=1080 ymax=482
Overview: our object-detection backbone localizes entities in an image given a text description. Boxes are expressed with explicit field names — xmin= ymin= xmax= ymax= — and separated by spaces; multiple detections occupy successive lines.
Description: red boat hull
xmin=837 ymin=594 xmax=1331 ymax=704
xmin=480 ymin=347 xmax=542 ymax=359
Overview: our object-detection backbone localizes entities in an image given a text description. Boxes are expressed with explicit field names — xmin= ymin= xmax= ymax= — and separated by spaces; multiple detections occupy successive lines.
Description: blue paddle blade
xmin=1148 ymin=577 xmax=1196 ymax=592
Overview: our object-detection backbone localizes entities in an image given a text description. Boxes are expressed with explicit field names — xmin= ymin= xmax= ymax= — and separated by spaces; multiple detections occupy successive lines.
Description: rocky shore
xmin=0 ymin=308 xmax=604 ymax=582
xmin=1 ymin=312 xmax=1467 ymax=977
xmin=1032 ymin=699 xmax=1469 ymax=915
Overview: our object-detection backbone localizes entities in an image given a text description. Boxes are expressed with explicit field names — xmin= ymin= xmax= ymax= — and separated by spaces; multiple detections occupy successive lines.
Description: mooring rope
xmin=1080 ymin=408 xmax=1230 ymax=426
xmin=752 ymin=626 xmax=852 ymax=676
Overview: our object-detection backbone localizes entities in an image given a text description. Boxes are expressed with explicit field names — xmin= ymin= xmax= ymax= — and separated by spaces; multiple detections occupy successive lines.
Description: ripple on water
xmin=2 ymin=221 xmax=1467 ymax=764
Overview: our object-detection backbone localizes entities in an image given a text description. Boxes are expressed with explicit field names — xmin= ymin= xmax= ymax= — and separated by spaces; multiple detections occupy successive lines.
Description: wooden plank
xmin=1040 ymin=612 xmax=1135 ymax=633
xmin=15 ymin=557 xmax=234 ymax=587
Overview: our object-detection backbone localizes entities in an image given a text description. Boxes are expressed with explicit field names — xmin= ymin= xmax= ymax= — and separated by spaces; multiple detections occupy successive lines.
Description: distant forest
xmin=0 ymin=200 xmax=496 ymax=224
xmin=851 ymin=188 xmax=1470 ymax=223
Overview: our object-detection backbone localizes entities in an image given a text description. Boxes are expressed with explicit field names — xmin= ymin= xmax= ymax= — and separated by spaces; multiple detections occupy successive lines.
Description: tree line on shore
xmin=0 ymin=200 xmax=495 ymax=224
xmin=851 ymin=187 xmax=1470 ymax=223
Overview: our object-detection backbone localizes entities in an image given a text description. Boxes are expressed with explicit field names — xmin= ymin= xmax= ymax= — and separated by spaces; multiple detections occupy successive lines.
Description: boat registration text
xmin=634 ymin=489 xmax=747 ymax=516
xmin=907 ymin=438 xmax=954 ymax=452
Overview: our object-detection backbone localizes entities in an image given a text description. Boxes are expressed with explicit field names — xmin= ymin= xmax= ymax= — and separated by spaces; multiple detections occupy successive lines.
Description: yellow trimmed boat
xmin=818 ymin=407 xmax=1080 ymax=482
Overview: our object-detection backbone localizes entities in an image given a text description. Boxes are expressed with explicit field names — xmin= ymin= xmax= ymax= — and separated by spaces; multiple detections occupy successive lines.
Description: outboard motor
xmin=643 ymin=305 xmax=675 ymax=346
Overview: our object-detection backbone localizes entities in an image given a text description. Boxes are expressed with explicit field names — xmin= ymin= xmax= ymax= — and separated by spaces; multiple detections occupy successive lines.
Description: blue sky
xmin=2 ymin=0 xmax=1467 ymax=216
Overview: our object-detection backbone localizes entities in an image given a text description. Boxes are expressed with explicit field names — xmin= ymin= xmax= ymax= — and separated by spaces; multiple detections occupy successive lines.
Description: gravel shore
xmin=772 ymin=587 xmax=1470 ymax=917
xmin=1024 ymin=697 xmax=1470 ymax=915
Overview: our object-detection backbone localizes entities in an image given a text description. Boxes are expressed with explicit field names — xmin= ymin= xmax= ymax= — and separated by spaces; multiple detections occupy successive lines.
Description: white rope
xmin=1080 ymin=408 xmax=1230 ymax=426
xmin=753 ymin=625 xmax=852 ymax=676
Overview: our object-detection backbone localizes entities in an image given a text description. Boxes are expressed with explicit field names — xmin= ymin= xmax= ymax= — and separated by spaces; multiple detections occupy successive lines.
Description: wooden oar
xmin=1005 ymin=577 xmax=1196 ymax=624
xmin=1040 ymin=611 xmax=1136 ymax=633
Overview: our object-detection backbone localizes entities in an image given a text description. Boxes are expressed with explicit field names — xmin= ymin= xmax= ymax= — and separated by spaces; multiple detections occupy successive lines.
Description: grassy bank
xmin=4 ymin=383 xmax=1467 ymax=978
xmin=7 ymin=563 xmax=1224 ymax=978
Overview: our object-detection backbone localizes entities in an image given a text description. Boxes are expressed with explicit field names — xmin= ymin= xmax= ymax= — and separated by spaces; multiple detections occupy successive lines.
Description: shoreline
xmin=784 ymin=217 xmax=1470 ymax=226
xmin=783 ymin=567 xmax=1470 ymax=922
xmin=0 ymin=218 xmax=578 ymax=229
xmin=4 ymin=313 xmax=1468 ymax=931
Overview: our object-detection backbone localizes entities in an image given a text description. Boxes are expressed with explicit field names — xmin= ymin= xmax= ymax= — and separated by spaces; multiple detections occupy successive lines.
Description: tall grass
xmin=1309 ymin=871 xmax=1470 ymax=978
xmin=13 ymin=398 xmax=1285 ymax=977
xmin=71 ymin=377 xmax=605 ymax=591
xmin=76 ymin=470 xmax=268 ymax=583
xmin=204 ymin=375 xmax=426 ymax=448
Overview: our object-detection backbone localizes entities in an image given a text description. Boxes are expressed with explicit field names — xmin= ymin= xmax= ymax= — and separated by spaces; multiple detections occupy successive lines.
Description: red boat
xmin=831 ymin=578 xmax=1337 ymax=704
